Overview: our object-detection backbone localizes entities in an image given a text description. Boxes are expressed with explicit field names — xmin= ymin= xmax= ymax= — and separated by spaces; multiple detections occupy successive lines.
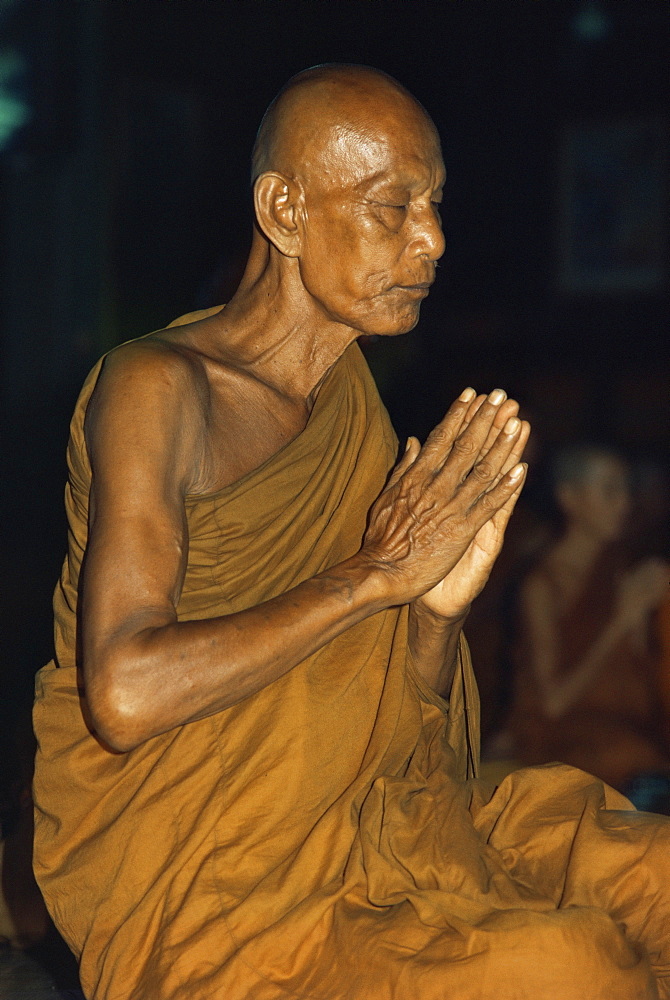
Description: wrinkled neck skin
xmin=210 ymin=228 xmax=359 ymax=402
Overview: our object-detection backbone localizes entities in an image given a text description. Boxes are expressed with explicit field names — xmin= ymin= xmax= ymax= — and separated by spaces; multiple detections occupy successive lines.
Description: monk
xmin=33 ymin=65 xmax=670 ymax=999
xmin=512 ymin=444 xmax=670 ymax=791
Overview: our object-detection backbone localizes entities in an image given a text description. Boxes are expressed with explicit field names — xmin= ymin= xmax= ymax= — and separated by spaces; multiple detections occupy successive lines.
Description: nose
xmin=410 ymin=203 xmax=445 ymax=263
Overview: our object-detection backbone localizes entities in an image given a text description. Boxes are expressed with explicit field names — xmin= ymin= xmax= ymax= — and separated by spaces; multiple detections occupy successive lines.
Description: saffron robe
xmin=34 ymin=313 xmax=670 ymax=999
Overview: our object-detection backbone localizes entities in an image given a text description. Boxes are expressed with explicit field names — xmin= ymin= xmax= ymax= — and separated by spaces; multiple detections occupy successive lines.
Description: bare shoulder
xmin=85 ymin=335 xmax=210 ymax=496
xmin=93 ymin=334 xmax=208 ymax=406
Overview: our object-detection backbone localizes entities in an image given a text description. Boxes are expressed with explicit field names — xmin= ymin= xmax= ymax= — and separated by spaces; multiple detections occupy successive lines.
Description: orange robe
xmin=33 ymin=313 xmax=670 ymax=999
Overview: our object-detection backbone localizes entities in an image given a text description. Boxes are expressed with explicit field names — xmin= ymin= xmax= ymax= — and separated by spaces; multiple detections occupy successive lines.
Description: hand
xmin=615 ymin=558 xmax=670 ymax=633
xmin=414 ymin=395 xmax=530 ymax=620
xmin=361 ymin=387 xmax=529 ymax=610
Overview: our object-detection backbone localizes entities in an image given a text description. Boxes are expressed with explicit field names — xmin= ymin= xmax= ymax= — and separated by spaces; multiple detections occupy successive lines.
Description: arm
xmin=407 ymin=601 xmax=467 ymax=698
xmin=82 ymin=354 xmax=526 ymax=752
xmin=82 ymin=346 xmax=387 ymax=751
xmin=520 ymin=559 xmax=669 ymax=719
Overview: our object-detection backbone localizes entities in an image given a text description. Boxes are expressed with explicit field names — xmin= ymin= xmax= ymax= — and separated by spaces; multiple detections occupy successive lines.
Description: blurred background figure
xmin=509 ymin=444 xmax=670 ymax=807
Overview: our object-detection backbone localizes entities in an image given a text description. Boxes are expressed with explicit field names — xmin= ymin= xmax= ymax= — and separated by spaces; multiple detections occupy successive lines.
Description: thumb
xmin=386 ymin=436 xmax=421 ymax=489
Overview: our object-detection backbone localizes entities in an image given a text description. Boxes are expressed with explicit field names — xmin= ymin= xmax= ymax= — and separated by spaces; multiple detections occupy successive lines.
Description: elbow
xmin=83 ymin=654 xmax=148 ymax=753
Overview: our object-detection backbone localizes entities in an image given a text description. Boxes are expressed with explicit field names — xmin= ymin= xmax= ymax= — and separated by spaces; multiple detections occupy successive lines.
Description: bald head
xmin=251 ymin=64 xmax=439 ymax=186
xmin=246 ymin=64 xmax=445 ymax=338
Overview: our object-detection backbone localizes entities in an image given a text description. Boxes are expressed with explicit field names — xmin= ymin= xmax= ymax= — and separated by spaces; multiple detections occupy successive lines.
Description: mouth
xmin=396 ymin=280 xmax=433 ymax=292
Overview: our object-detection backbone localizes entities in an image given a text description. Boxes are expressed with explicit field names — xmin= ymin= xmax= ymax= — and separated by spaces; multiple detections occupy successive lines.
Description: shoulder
xmin=88 ymin=336 xmax=208 ymax=427
xmin=84 ymin=336 xmax=209 ymax=495
xmin=101 ymin=333 xmax=204 ymax=385
xmin=88 ymin=304 xmax=227 ymax=418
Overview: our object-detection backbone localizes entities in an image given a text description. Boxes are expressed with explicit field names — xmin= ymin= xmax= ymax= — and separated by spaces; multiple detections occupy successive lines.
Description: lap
xmin=471 ymin=763 xmax=670 ymax=994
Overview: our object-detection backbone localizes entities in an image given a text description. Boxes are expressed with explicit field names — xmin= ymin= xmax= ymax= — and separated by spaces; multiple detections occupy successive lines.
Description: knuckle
xmin=475 ymin=489 xmax=498 ymax=514
xmin=471 ymin=459 xmax=495 ymax=483
xmin=426 ymin=426 xmax=451 ymax=449
xmin=452 ymin=435 xmax=476 ymax=458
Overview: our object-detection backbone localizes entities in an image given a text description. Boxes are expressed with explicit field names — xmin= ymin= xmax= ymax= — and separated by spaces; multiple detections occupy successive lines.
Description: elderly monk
xmin=33 ymin=66 xmax=670 ymax=1000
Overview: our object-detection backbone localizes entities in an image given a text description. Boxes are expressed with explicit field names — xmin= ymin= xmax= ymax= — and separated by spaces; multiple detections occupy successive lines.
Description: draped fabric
xmin=34 ymin=312 xmax=670 ymax=999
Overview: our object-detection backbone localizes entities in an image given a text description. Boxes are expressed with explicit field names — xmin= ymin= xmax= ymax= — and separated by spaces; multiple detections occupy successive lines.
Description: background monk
xmin=511 ymin=444 xmax=670 ymax=793
xmin=33 ymin=66 xmax=670 ymax=1000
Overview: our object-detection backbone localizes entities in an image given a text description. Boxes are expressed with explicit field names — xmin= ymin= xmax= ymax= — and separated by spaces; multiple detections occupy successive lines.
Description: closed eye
xmin=372 ymin=202 xmax=410 ymax=232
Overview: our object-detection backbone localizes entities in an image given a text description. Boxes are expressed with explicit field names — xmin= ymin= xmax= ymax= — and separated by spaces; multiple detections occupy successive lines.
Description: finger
xmin=422 ymin=390 xmax=518 ymax=478
xmin=467 ymin=462 xmax=528 ymax=530
xmin=456 ymin=415 xmax=525 ymax=502
xmin=461 ymin=393 xmax=516 ymax=431
xmin=437 ymin=390 xmax=515 ymax=485
xmin=477 ymin=415 xmax=530 ymax=489
xmin=385 ymin=436 xmax=421 ymax=489
xmin=463 ymin=393 xmax=487 ymax=424
xmin=491 ymin=471 xmax=527 ymax=525
xmin=496 ymin=419 xmax=531 ymax=479
xmin=411 ymin=387 xmax=478 ymax=472
xmin=477 ymin=399 xmax=521 ymax=460
xmin=441 ymin=394 xmax=522 ymax=494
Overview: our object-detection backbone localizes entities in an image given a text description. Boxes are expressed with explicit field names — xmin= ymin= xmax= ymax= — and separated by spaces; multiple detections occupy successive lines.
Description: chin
xmin=360 ymin=308 xmax=422 ymax=338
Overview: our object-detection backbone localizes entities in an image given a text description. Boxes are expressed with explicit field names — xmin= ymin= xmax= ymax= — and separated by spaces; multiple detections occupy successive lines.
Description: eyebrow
xmin=357 ymin=170 xmax=445 ymax=196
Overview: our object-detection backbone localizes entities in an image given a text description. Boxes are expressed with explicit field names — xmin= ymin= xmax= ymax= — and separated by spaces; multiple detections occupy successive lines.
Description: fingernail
xmin=405 ymin=438 xmax=412 ymax=452
xmin=504 ymin=417 xmax=520 ymax=435
xmin=509 ymin=463 xmax=525 ymax=480
xmin=488 ymin=389 xmax=506 ymax=405
xmin=459 ymin=387 xmax=476 ymax=402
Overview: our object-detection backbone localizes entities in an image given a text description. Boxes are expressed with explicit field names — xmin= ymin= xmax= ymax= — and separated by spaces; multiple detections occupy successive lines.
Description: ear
xmin=253 ymin=172 xmax=303 ymax=258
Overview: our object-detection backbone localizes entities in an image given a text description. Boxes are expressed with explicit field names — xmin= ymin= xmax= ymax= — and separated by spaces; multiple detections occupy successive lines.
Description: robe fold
xmin=33 ymin=315 xmax=670 ymax=999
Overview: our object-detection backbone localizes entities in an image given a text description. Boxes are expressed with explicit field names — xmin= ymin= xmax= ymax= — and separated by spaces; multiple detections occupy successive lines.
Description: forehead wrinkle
xmin=300 ymin=122 xmax=444 ymax=199
xmin=252 ymin=64 xmax=442 ymax=186
xmin=357 ymin=160 xmax=447 ymax=194
xmin=271 ymin=79 xmax=440 ymax=183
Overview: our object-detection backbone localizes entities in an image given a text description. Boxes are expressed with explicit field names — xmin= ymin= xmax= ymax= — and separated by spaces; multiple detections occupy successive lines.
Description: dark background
xmin=1 ymin=0 xmax=668 ymax=738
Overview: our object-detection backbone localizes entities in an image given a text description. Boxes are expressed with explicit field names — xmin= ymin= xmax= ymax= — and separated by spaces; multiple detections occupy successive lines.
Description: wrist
xmin=411 ymin=596 xmax=470 ymax=631
xmin=332 ymin=552 xmax=397 ymax=615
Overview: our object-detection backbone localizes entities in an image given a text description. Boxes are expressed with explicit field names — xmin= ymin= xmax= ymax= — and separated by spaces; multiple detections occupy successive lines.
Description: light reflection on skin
xmin=295 ymin=127 xmax=446 ymax=338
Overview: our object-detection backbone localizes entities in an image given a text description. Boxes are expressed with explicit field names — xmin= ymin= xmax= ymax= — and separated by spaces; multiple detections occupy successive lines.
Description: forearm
xmin=543 ymin=616 xmax=629 ymax=718
xmin=407 ymin=600 xmax=468 ymax=697
xmin=86 ymin=555 xmax=388 ymax=751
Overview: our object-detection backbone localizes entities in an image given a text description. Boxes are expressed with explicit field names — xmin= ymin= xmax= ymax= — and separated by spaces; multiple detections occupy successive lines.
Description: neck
xmin=210 ymin=230 xmax=358 ymax=400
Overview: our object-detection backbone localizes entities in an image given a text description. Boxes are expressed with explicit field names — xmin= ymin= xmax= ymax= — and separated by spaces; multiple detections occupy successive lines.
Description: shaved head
xmin=247 ymin=64 xmax=445 ymax=338
xmin=251 ymin=64 xmax=440 ymax=186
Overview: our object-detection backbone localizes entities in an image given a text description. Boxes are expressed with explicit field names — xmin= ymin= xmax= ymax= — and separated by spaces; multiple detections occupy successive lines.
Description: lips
xmin=394 ymin=274 xmax=434 ymax=290
xmin=395 ymin=283 xmax=432 ymax=296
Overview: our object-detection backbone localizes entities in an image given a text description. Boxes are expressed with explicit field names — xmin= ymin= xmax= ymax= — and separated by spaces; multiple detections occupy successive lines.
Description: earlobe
xmin=253 ymin=173 xmax=302 ymax=258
